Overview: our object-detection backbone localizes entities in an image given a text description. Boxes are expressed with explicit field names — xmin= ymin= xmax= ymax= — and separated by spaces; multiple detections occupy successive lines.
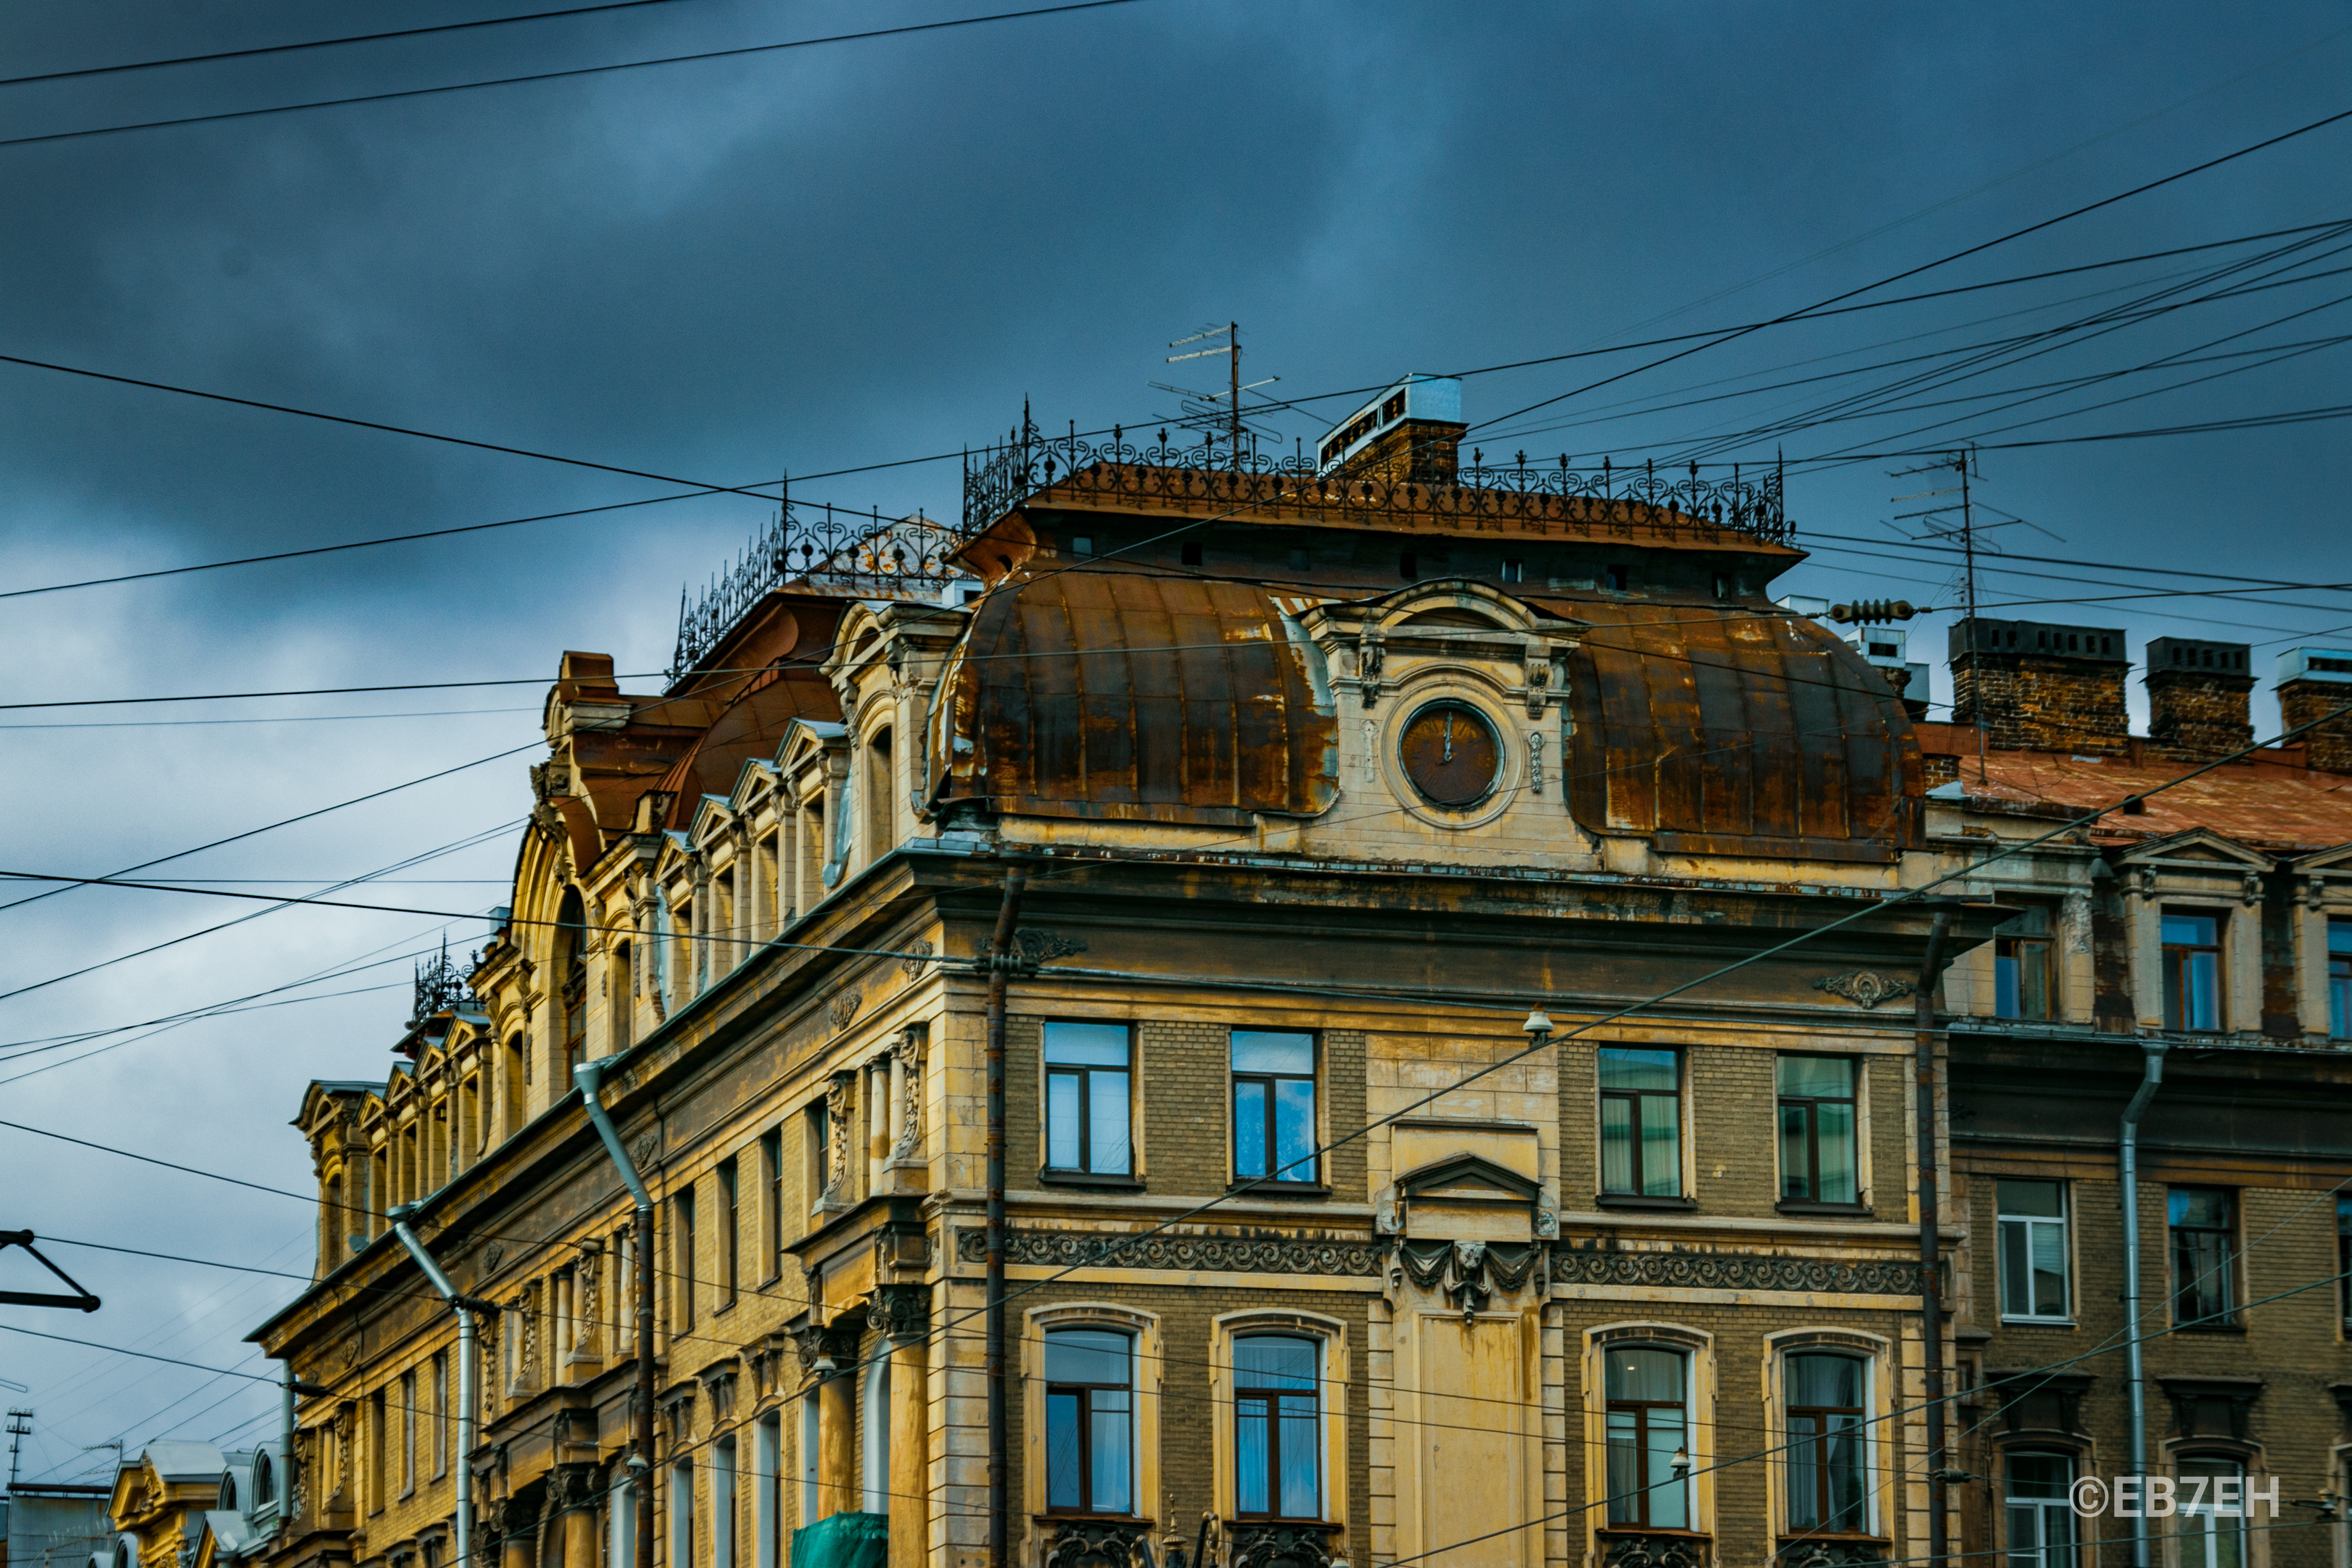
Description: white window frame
xmin=1996 ymin=1180 xmax=2074 ymax=1324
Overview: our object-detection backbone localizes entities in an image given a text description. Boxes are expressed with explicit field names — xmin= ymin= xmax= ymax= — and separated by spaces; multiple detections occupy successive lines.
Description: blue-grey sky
xmin=2 ymin=0 xmax=2347 ymax=1476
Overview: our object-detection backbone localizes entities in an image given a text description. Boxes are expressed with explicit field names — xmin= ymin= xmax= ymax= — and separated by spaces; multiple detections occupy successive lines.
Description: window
xmin=1501 ymin=558 xmax=1524 ymax=584
xmin=2177 ymin=1456 xmax=2246 ymax=1568
xmin=754 ymin=1413 xmax=781 ymax=1568
xmin=2339 ymin=1196 xmax=2351 ymax=1328
xmin=1599 ymin=1048 xmax=1682 ymax=1199
xmin=432 ymin=1351 xmax=450 ymax=1476
xmin=2163 ymin=913 xmax=2223 ymax=1032
xmin=1231 ymin=1031 xmax=1316 ymax=1184
xmin=220 ymin=1472 xmax=238 ymax=1511
xmin=800 ymin=1393 xmax=820 ymax=1524
xmin=1997 ymin=1180 xmax=2070 ymax=1322
xmin=717 ymin=1158 xmax=739 ymax=1308
xmin=610 ymin=1480 xmax=636 ymax=1568
xmin=1785 ymin=1353 xmax=1866 ymax=1534
xmin=671 ymin=1459 xmax=695 ymax=1568
xmin=2169 ymin=1187 xmax=2235 ymax=1325
xmin=1606 ymin=564 xmax=1629 ymax=592
xmin=558 ymin=889 xmax=589 ymax=1078
xmin=1044 ymin=1329 xmax=1133 ymax=1515
xmin=713 ymin=1436 xmax=736 ymax=1568
xmin=1234 ymin=1336 xmax=1319 ymax=1521
xmin=2004 ymin=1452 xmax=2075 ymax=1568
xmin=400 ymin=1370 xmax=416 ymax=1494
xmin=1995 ymin=907 xmax=2055 ymax=1020
xmin=675 ymin=1185 xmax=698 ymax=1331
xmin=1399 ymin=551 xmax=1417 ymax=579
xmin=761 ymin=1130 xmax=784 ymax=1279
xmin=611 ymin=942 xmax=633 ymax=1054
xmin=369 ymin=1388 xmax=387 ymax=1512
xmin=2330 ymin=920 xmax=2351 ymax=1039
xmin=861 ymin=1353 xmax=891 ymax=1515
xmin=807 ymin=1099 xmax=831 ymax=1210
xmin=1071 ymin=536 xmax=1094 ymax=557
xmin=252 ymin=1451 xmax=274 ymax=1509
xmin=1043 ymin=1022 xmax=1133 ymax=1177
xmin=1181 ymin=540 xmax=1203 ymax=567
xmin=1777 ymin=1056 xmax=1860 ymax=1205
xmin=1604 ymin=1347 xmax=1687 ymax=1528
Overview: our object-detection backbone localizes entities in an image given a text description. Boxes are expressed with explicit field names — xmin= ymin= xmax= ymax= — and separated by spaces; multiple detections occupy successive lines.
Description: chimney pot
xmin=2145 ymin=637 xmax=2254 ymax=761
xmin=1948 ymin=617 xmax=2129 ymax=754
xmin=2277 ymin=647 xmax=2352 ymax=774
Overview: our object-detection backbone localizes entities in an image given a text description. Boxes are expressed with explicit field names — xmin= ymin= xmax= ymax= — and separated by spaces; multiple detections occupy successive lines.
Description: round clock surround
xmin=1398 ymin=698 xmax=1504 ymax=807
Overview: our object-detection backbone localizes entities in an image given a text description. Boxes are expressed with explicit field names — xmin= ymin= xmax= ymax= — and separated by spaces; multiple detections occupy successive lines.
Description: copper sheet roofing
xmin=1539 ymin=600 xmax=1924 ymax=863
xmin=1913 ymin=725 xmax=2352 ymax=852
xmin=927 ymin=568 xmax=1338 ymax=825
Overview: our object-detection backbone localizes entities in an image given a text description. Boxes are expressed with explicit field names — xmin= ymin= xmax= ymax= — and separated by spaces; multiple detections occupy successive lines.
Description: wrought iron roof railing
xmin=963 ymin=411 xmax=1790 ymax=544
xmin=411 ymin=940 xmax=475 ymax=1025
xmin=670 ymin=498 xmax=973 ymax=681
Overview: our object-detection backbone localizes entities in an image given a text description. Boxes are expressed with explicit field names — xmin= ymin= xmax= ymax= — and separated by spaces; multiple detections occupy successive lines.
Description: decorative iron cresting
xmin=1228 ymin=1523 xmax=1342 ymax=1568
xmin=1599 ymin=1533 xmax=1710 ymax=1568
xmin=669 ymin=490 xmax=974 ymax=682
xmin=411 ymin=939 xmax=476 ymax=1023
xmin=963 ymin=411 xmax=1789 ymax=543
xmin=1040 ymin=1521 xmax=1157 ymax=1568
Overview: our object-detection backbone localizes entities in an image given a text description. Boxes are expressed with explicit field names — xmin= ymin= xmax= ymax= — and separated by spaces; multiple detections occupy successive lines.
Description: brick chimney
xmin=2277 ymin=648 xmax=2352 ymax=774
xmin=2145 ymin=636 xmax=2253 ymax=760
xmin=1948 ymin=617 xmax=2129 ymax=755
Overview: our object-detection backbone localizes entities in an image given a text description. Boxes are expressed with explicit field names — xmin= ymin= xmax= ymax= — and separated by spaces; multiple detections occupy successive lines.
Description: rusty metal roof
xmin=1542 ymin=600 xmax=1924 ymax=863
xmin=927 ymin=569 xmax=1339 ymax=825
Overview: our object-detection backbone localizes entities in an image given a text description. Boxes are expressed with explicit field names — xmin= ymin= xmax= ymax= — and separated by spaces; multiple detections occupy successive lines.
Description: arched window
xmin=1785 ymin=1352 xmax=1867 ymax=1533
xmin=865 ymin=729 xmax=894 ymax=859
xmin=610 ymin=941 xmax=633 ymax=1053
xmin=1604 ymin=1347 xmax=1688 ymax=1528
xmin=504 ymin=1034 xmax=527 ymax=1135
xmin=861 ymin=1351 xmax=891 ymax=1515
xmin=2177 ymin=1455 xmax=2247 ymax=1568
xmin=1234 ymin=1335 xmax=1319 ymax=1521
xmin=219 ymin=1472 xmax=238 ymax=1510
xmin=252 ymin=1450 xmax=275 ymax=1509
xmin=556 ymin=888 xmax=588 ymax=1078
xmin=324 ymin=1174 xmax=345 ymax=1270
xmin=2003 ymin=1451 xmax=2073 ymax=1568
xmin=1044 ymin=1328 xmax=1134 ymax=1515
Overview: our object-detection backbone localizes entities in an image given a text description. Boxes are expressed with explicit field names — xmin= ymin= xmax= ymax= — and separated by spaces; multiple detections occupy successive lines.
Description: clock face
xmin=1399 ymin=701 xmax=1502 ymax=807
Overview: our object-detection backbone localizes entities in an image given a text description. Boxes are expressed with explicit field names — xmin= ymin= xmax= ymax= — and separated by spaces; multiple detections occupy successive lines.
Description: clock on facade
xmin=1399 ymin=700 xmax=1502 ymax=806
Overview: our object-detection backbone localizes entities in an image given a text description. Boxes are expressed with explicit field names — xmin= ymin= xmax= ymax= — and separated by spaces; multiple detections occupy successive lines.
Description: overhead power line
xmin=0 ymin=1 xmax=698 ymax=88
xmin=0 ymin=0 xmax=1151 ymax=149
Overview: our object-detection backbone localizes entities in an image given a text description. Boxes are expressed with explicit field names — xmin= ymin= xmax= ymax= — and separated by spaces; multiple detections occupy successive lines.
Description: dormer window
xmin=219 ymin=1472 xmax=238 ymax=1510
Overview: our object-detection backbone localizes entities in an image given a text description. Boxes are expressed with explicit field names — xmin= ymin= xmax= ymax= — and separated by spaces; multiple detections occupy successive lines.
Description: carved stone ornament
xmin=867 ymin=1281 xmax=931 ymax=1342
xmin=1812 ymin=971 xmax=1915 ymax=1009
xmin=791 ymin=1323 xmax=859 ymax=1379
xmin=1229 ymin=1523 xmax=1342 ymax=1568
xmin=1013 ymin=927 xmax=1087 ymax=963
xmin=1599 ymin=1534 xmax=1708 ymax=1568
xmin=891 ymin=1025 xmax=928 ymax=1161
xmin=1393 ymin=1237 xmax=1547 ymax=1320
xmin=1041 ymin=1520 xmax=1156 ymax=1568
xmin=632 ymin=1129 xmax=661 ymax=1168
xmin=342 ymin=1334 xmax=362 ymax=1369
xmin=899 ymin=940 xmax=936 ymax=978
xmin=824 ymin=1073 xmax=856 ymax=1194
xmin=482 ymin=1242 xmax=505 ymax=1272
xmin=828 ymin=991 xmax=860 ymax=1030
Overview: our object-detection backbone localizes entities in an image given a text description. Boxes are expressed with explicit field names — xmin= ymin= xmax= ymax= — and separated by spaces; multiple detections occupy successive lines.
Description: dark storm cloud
xmin=2 ymin=0 xmax=2347 ymax=1464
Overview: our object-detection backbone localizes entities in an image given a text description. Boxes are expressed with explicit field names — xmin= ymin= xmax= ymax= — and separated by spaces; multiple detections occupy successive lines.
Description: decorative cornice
xmin=1554 ymin=1248 xmax=1927 ymax=1296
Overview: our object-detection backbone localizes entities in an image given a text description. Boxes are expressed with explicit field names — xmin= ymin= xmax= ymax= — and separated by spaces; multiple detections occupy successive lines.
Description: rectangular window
xmin=807 ymin=1100 xmax=831 ymax=1211
xmin=1997 ymin=1180 xmax=2070 ymax=1322
xmin=2162 ymin=912 xmax=2223 ymax=1032
xmin=2339 ymin=1196 xmax=2351 ymax=1329
xmin=671 ymin=1459 xmax=695 ymax=1568
xmin=1043 ymin=1328 xmax=1133 ymax=1515
xmin=1784 ymin=1352 xmax=1867 ymax=1532
xmin=1603 ymin=1346 xmax=1687 ymax=1528
xmin=1042 ymin=1023 xmax=1133 ymax=1177
xmin=1598 ymin=1048 xmax=1682 ymax=1198
xmin=761 ymin=1130 xmax=784 ymax=1278
xmin=754 ymin=1413 xmax=781 ymax=1568
xmin=1994 ymin=906 xmax=2055 ymax=1020
xmin=2330 ymin=920 xmax=2351 ymax=1039
xmin=1777 ymin=1056 xmax=1859 ymax=1205
xmin=610 ymin=1480 xmax=636 ymax=1568
xmin=2003 ymin=1451 xmax=2075 ymax=1568
xmin=400 ymin=1371 xmax=416 ymax=1494
xmin=432 ymin=1351 xmax=449 ymax=1476
xmin=675 ymin=1186 xmax=698 ymax=1331
xmin=2169 ymin=1187 xmax=2235 ymax=1325
xmin=2178 ymin=1457 xmax=2246 ymax=1568
xmin=717 ymin=1157 xmax=739 ymax=1308
xmin=369 ymin=1388 xmax=386 ymax=1513
xmin=1234 ymin=1335 xmax=1320 ymax=1521
xmin=713 ymin=1436 xmax=736 ymax=1568
xmin=1231 ymin=1031 xmax=1317 ymax=1184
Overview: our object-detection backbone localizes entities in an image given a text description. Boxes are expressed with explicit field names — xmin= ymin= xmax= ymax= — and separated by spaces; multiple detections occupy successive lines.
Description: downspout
xmin=1912 ymin=910 xmax=1952 ymax=1568
xmin=984 ymin=867 xmax=1027 ymax=1568
xmin=578 ymin=1058 xmax=657 ymax=1568
xmin=2120 ymin=1042 xmax=2168 ymax=1568
xmin=386 ymin=1205 xmax=486 ymax=1568
xmin=280 ymin=1366 xmax=295 ymax=1541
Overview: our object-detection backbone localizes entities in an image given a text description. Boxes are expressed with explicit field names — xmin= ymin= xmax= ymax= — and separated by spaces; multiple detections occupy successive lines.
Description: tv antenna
xmin=1165 ymin=324 xmax=1279 ymax=467
xmin=7 ymin=1408 xmax=31 ymax=1491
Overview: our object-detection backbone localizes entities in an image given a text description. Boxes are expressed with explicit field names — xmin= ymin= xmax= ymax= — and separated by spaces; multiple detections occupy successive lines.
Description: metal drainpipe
xmin=279 ymin=1364 xmax=296 ymax=1541
xmin=386 ymin=1206 xmax=484 ymax=1568
xmin=2120 ymin=1042 xmax=2168 ymax=1568
xmin=1912 ymin=910 xmax=1952 ymax=1568
xmin=578 ymin=1057 xmax=658 ymax=1568
xmin=984 ymin=867 xmax=1027 ymax=1568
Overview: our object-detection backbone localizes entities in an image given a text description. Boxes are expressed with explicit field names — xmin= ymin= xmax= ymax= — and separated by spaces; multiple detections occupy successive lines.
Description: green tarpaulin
xmin=790 ymin=1511 xmax=887 ymax=1568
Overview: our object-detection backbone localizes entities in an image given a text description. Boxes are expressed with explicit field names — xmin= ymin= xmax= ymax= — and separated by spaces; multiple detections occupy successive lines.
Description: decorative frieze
xmin=1552 ymin=1249 xmax=1927 ymax=1296
xmin=955 ymin=1227 xmax=1386 ymax=1278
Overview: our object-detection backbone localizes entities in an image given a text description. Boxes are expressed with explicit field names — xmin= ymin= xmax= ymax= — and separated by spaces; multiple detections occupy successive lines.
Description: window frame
xmin=2161 ymin=910 xmax=2225 ymax=1033
xmin=1043 ymin=1331 xmax=1137 ymax=1517
xmin=1602 ymin=1345 xmax=1691 ymax=1530
xmin=1210 ymin=1310 xmax=1346 ymax=1530
xmin=2338 ymin=1195 xmax=2351 ymax=1332
xmin=1022 ymin=1304 xmax=1162 ymax=1526
xmin=1231 ymin=1334 xmax=1323 ymax=1522
xmin=2329 ymin=918 xmax=2351 ymax=1040
xmin=1782 ymin=1351 xmax=1870 ymax=1536
xmin=2168 ymin=1186 xmax=2238 ymax=1328
xmin=674 ymin=1184 xmax=698 ymax=1332
xmin=2174 ymin=1453 xmax=2250 ymax=1568
xmin=1040 ymin=1021 xmax=1137 ymax=1184
xmin=1229 ymin=1030 xmax=1321 ymax=1187
xmin=1583 ymin=1322 xmax=1714 ymax=1543
xmin=1994 ymin=905 xmax=2057 ymax=1020
xmin=717 ymin=1157 xmax=740 ymax=1310
xmin=1776 ymin=1054 xmax=1863 ymax=1209
xmin=1763 ymin=1330 xmax=1890 ymax=1546
xmin=761 ymin=1129 xmax=784 ymax=1281
xmin=2002 ymin=1449 xmax=2078 ymax=1568
xmin=1597 ymin=1047 xmax=1685 ymax=1202
xmin=1996 ymin=1179 xmax=2073 ymax=1324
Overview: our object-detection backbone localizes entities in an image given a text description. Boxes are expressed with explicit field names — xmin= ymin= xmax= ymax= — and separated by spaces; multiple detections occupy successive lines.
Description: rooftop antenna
xmin=7 ymin=1407 xmax=31 ymax=1490
xmin=1169 ymin=323 xmax=1246 ymax=467
xmin=1890 ymin=445 xmax=1990 ymax=778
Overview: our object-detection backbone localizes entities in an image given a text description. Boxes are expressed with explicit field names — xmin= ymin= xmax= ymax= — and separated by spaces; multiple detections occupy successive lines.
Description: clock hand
xmin=1442 ymin=712 xmax=1453 ymax=763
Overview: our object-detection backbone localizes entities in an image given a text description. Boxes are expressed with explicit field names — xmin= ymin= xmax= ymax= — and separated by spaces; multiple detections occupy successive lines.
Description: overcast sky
xmin=3 ymin=0 xmax=2347 ymax=1478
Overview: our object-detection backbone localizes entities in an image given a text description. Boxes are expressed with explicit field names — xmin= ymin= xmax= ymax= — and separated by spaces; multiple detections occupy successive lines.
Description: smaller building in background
xmin=4 ymin=1483 xmax=111 ymax=1568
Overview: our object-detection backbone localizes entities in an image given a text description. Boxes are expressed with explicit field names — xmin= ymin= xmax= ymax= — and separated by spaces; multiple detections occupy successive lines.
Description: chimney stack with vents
xmin=1948 ymin=617 xmax=2129 ymax=755
xmin=2277 ymin=648 xmax=2352 ymax=774
xmin=2145 ymin=637 xmax=2253 ymax=760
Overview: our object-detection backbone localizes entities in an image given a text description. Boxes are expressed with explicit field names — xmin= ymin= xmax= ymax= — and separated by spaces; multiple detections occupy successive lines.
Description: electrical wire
xmin=0 ymin=0 xmax=1152 ymax=150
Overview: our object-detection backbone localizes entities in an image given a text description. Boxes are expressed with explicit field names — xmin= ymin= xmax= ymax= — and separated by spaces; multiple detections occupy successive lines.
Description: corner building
xmin=250 ymin=405 xmax=2007 ymax=1568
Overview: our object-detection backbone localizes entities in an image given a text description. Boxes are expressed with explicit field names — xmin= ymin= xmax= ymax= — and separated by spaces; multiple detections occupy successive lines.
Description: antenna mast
xmin=7 ymin=1407 xmax=31 ymax=1491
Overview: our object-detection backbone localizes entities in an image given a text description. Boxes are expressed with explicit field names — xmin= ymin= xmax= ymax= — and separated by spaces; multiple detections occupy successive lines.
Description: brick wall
xmin=2279 ymin=678 xmax=2352 ymax=774
xmin=1951 ymin=654 xmax=2129 ymax=755
xmin=2146 ymin=670 xmax=2254 ymax=761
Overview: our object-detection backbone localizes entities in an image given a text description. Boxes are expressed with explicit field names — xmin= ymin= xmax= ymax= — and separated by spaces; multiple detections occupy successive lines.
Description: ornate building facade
xmin=236 ymin=393 xmax=2352 ymax=1568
